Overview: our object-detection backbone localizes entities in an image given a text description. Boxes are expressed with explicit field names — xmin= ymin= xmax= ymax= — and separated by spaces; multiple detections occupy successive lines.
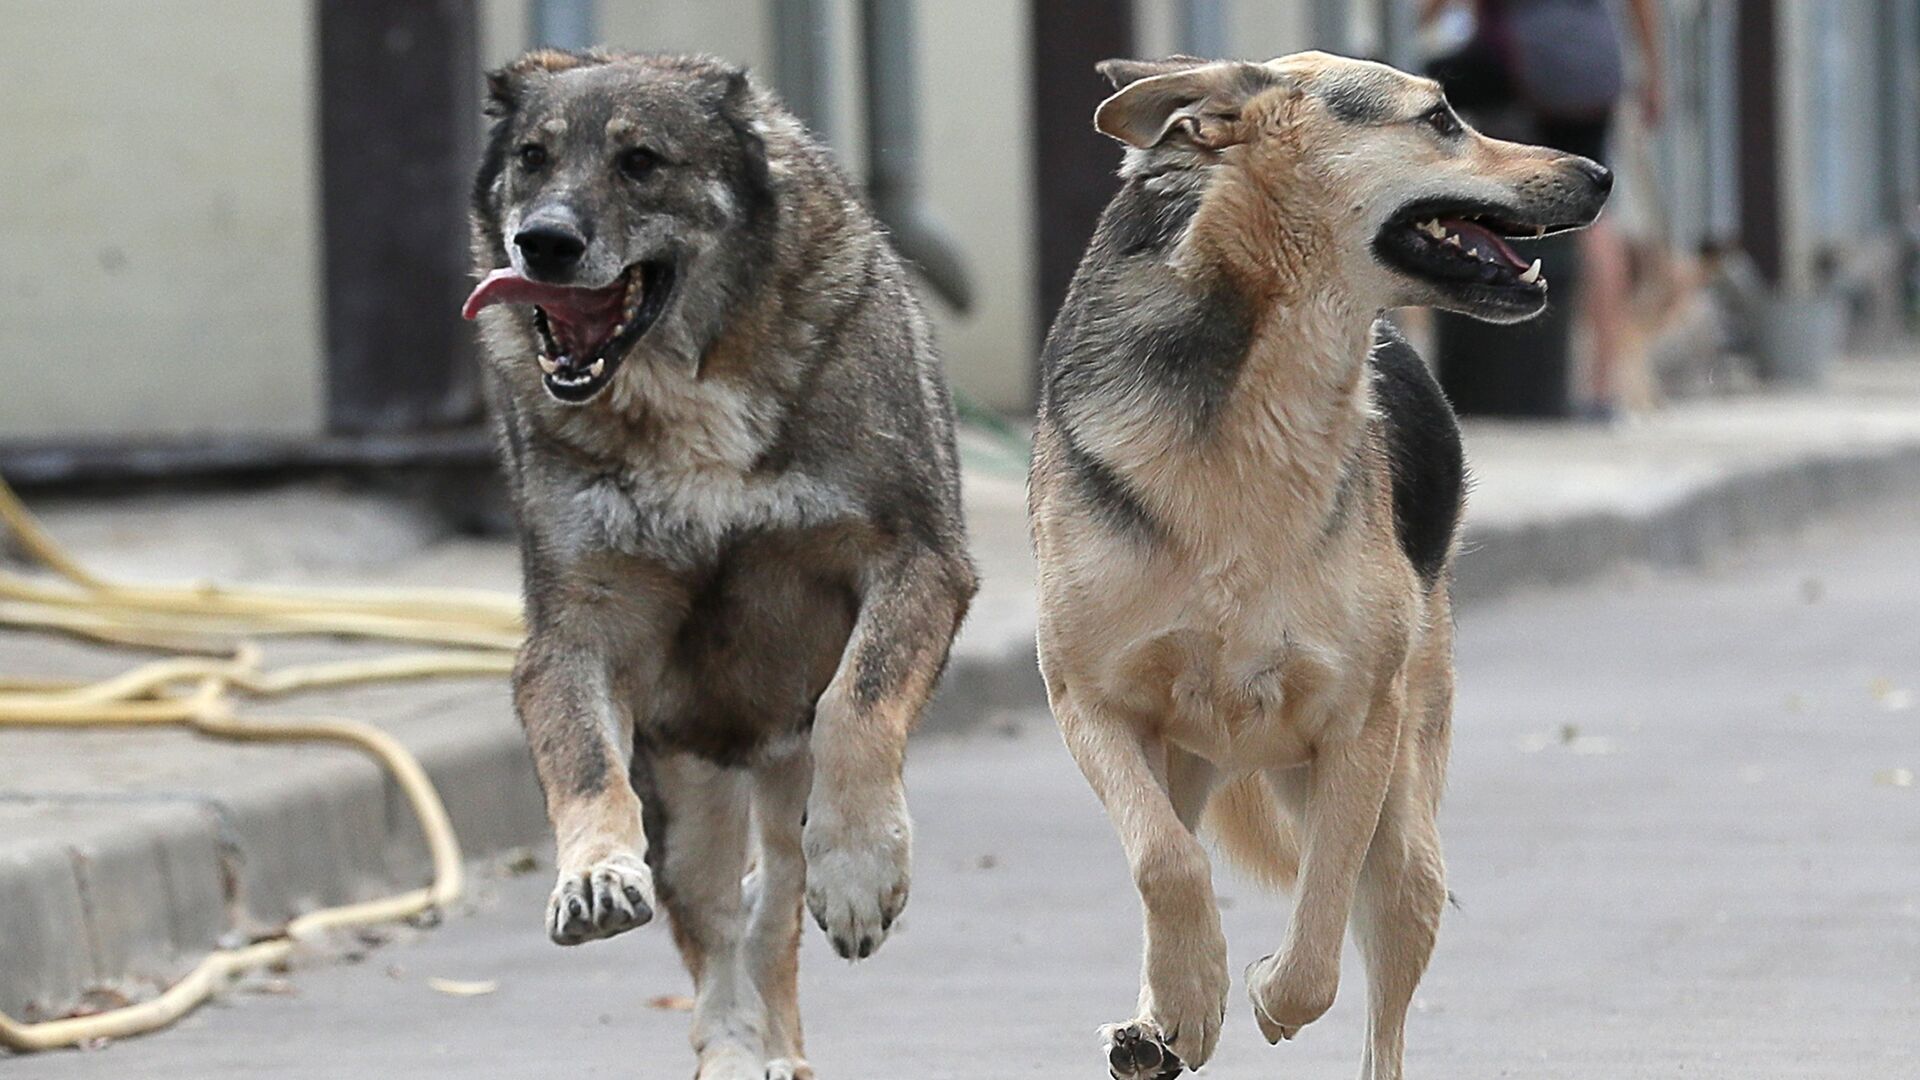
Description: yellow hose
xmin=0 ymin=474 xmax=523 ymax=1053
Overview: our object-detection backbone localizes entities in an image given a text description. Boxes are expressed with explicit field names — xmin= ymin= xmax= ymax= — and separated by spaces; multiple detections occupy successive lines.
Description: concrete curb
xmin=6 ymin=439 xmax=1920 ymax=1029
xmin=1453 ymin=443 xmax=1920 ymax=602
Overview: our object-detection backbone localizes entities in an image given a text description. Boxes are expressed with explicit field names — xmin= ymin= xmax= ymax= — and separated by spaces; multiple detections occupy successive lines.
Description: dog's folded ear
xmin=1092 ymin=60 xmax=1283 ymax=151
xmin=1096 ymin=55 xmax=1210 ymax=90
xmin=485 ymin=48 xmax=611 ymax=117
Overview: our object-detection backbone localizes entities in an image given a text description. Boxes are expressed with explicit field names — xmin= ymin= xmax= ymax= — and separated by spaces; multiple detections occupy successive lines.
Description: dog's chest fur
xmin=504 ymin=367 xmax=867 ymax=766
xmin=1046 ymin=471 xmax=1397 ymax=771
xmin=1039 ymin=307 xmax=1411 ymax=768
xmin=515 ymin=354 xmax=856 ymax=569
xmin=1102 ymin=529 xmax=1396 ymax=768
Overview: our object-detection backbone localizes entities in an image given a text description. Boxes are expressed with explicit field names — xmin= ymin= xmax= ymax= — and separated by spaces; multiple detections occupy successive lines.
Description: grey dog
xmin=465 ymin=49 xmax=976 ymax=1080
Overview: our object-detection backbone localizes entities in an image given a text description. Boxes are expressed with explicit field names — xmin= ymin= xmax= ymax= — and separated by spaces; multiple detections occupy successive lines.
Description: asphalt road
xmin=11 ymin=508 xmax=1918 ymax=1079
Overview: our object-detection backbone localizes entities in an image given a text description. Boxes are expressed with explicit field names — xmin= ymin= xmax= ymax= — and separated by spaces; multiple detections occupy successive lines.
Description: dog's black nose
xmin=515 ymin=222 xmax=588 ymax=279
xmin=1580 ymin=159 xmax=1614 ymax=196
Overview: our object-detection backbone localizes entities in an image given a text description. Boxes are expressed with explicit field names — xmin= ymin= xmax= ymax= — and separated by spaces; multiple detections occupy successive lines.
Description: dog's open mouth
xmin=462 ymin=261 xmax=676 ymax=404
xmin=1374 ymin=202 xmax=1585 ymax=315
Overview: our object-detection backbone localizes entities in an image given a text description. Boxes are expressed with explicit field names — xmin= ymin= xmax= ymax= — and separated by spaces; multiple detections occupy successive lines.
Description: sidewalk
xmin=5 ymin=361 xmax=1920 ymax=1027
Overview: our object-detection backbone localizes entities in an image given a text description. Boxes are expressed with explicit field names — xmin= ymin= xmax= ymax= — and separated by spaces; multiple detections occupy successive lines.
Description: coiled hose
xmin=0 ymin=475 xmax=522 ymax=1052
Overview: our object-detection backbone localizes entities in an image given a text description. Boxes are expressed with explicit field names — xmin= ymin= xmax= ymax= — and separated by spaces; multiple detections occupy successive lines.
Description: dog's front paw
xmin=802 ymin=794 xmax=910 ymax=960
xmin=1245 ymin=949 xmax=1338 ymax=1043
xmin=763 ymin=1058 xmax=813 ymax=1080
xmin=1142 ymin=925 xmax=1228 ymax=1067
xmin=547 ymin=851 xmax=654 ymax=945
xmin=1100 ymin=1021 xmax=1185 ymax=1080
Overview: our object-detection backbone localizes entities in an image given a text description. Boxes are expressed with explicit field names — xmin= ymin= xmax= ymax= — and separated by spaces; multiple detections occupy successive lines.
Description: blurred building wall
xmin=0 ymin=1 xmax=324 ymax=442
xmin=4 ymin=1 xmax=1916 ymax=452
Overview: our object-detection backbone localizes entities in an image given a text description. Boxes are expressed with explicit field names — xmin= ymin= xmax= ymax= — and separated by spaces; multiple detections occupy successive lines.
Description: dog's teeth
xmin=588 ymin=358 xmax=605 ymax=377
xmin=537 ymin=354 xmax=559 ymax=375
xmin=1519 ymin=259 xmax=1542 ymax=284
xmin=1420 ymin=219 xmax=1447 ymax=239
xmin=1444 ymin=233 xmax=1463 ymax=248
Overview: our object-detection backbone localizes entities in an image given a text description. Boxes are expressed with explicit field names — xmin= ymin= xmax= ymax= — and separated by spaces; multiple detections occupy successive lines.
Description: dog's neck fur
xmin=1080 ymin=150 xmax=1377 ymax=555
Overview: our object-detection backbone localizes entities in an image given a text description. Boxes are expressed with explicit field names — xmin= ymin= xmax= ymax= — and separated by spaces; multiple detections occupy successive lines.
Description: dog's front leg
xmin=1055 ymin=692 xmax=1227 ymax=1078
xmin=515 ymin=636 xmax=655 ymax=945
xmin=1247 ymin=686 xmax=1404 ymax=1042
xmin=803 ymin=549 xmax=971 ymax=961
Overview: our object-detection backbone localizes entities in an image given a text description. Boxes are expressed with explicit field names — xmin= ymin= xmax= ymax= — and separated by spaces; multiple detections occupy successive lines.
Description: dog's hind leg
xmin=654 ymin=753 xmax=767 ymax=1080
xmin=1246 ymin=686 xmax=1403 ymax=1044
xmin=1355 ymin=658 xmax=1452 ymax=1080
xmin=1351 ymin=759 xmax=1446 ymax=1080
xmin=1056 ymin=692 xmax=1227 ymax=1077
xmin=747 ymin=748 xmax=813 ymax=1080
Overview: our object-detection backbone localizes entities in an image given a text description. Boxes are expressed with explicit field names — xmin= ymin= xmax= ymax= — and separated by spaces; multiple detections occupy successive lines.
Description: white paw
xmin=547 ymin=852 xmax=654 ymax=945
xmin=802 ymin=793 xmax=911 ymax=960
xmin=763 ymin=1057 xmax=814 ymax=1080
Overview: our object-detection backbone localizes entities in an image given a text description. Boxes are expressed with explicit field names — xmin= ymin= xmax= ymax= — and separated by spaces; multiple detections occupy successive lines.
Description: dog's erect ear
xmin=1093 ymin=61 xmax=1282 ymax=150
xmin=1096 ymin=55 xmax=1210 ymax=90
xmin=485 ymin=48 xmax=607 ymax=117
xmin=484 ymin=68 xmax=522 ymax=118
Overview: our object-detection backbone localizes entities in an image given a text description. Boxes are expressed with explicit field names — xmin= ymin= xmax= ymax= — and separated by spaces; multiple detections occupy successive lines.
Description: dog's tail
xmin=1201 ymin=775 xmax=1299 ymax=892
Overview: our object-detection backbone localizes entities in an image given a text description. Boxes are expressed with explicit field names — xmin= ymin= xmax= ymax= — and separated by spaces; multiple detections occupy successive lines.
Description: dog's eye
xmin=1422 ymin=105 xmax=1463 ymax=138
xmin=517 ymin=143 xmax=548 ymax=170
xmin=618 ymin=147 xmax=661 ymax=181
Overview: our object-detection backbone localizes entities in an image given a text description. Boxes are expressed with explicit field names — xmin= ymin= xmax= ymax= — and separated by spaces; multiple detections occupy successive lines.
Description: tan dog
xmin=1029 ymin=53 xmax=1611 ymax=1080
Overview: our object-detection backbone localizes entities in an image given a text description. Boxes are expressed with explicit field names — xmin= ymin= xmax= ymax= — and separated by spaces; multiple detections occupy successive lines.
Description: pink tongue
xmin=461 ymin=268 xmax=624 ymax=321
xmin=1439 ymin=218 xmax=1528 ymax=269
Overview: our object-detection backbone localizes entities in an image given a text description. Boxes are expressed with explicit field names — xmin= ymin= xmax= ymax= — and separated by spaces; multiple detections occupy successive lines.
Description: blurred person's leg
xmin=1538 ymin=116 xmax=1626 ymax=417
xmin=1580 ymin=217 xmax=1632 ymax=413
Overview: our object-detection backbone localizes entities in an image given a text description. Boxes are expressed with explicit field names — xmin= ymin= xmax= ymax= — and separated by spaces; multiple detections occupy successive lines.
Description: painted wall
xmin=0 ymin=0 xmax=1039 ymax=447
xmin=0 ymin=1 xmax=323 ymax=441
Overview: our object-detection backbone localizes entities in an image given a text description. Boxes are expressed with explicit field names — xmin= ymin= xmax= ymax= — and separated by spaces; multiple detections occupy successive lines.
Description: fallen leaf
xmin=1875 ymin=768 xmax=1914 ymax=789
xmin=428 ymin=977 xmax=498 ymax=997
xmin=646 ymin=994 xmax=695 ymax=1012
